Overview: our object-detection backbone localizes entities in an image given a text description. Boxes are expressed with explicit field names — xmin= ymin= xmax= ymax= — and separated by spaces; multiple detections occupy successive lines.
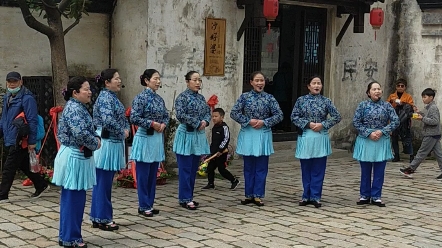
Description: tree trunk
xmin=47 ymin=10 xmax=69 ymax=107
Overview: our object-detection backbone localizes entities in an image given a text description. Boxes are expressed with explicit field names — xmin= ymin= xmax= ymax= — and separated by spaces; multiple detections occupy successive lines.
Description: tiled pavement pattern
xmin=2 ymin=151 xmax=442 ymax=247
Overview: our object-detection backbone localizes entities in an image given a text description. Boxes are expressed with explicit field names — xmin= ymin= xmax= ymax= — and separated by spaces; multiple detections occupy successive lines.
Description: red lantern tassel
xmin=268 ymin=23 xmax=271 ymax=34
xmin=375 ymin=30 xmax=377 ymax=41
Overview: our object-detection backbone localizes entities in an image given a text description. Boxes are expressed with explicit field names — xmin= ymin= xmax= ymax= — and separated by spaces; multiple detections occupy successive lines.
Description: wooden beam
xmin=336 ymin=15 xmax=353 ymax=46
xmin=237 ymin=0 xmax=257 ymax=8
xmin=237 ymin=4 xmax=253 ymax=41
xmin=237 ymin=0 xmax=258 ymax=4
xmin=353 ymin=16 xmax=364 ymax=33
xmin=286 ymin=0 xmax=372 ymax=13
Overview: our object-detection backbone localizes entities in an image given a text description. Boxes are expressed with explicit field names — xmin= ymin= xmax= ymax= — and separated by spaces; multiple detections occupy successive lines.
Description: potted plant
xmin=156 ymin=162 xmax=168 ymax=185
xmin=116 ymin=168 xmax=136 ymax=188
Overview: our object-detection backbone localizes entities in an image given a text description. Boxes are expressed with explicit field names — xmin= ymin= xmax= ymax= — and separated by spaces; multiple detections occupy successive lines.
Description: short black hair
xmin=422 ymin=88 xmax=436 ymax=97
xmin=366 ymin=81 xmax=381 ymax=98
xmin=396 ymin=78 xmax=407 ymax=87
xmin=97 ymin=68 xmax=118 ymax=89
xmin=140 ymin=69 xmax=159 ymax=86
xmin=249 ymin=71 xmax=265 ymax=81
xmin=185 ymin=71 xmax=199 ymax=81
xmin=306 ymin=74 xmax=322 ymax=86
xmin=212 ymin=108 xmax=225 ymax=117
xmin=64 ymin=76 xmax=88 ymax=101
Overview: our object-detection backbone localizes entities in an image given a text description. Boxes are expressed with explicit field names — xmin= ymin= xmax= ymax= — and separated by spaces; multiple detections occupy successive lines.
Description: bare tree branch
xmin=58 ymin=0 xmax=71 ymax=13
xmin=63 ymin=0 xmax=85 ymax=35
xmin=63 ymin=17 xmax=80 ymax=35
xmin=16 ymin=0 xmax=54 ymax=37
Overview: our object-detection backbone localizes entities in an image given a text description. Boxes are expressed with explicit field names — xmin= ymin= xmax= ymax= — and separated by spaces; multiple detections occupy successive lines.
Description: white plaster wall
xmin=0 ymin=6 xmax=109 ymax=78
xmin=112 ymin=0 xmax=148 ymax=103
xmin=284 ymin=1 xmax=393 ymax=142
xmin=113 ymin=0 xmax=244 ymax=146
xmin=328 ymin=2 xmax=393 ymax=140
xmin=397 ymin=1 xmax=442 ymax=119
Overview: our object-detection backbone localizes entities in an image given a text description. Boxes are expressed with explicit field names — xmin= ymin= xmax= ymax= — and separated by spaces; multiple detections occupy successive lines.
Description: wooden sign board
xmin=204 ymin=18 xmax=226 ymax=76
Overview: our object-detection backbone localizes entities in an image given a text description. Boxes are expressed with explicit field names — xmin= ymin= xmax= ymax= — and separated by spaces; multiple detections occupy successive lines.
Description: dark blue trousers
xmin=243 ymin=155 xmax=269 ymax=198
xmin=136 ymin=161 xmax=159 ymax=211
xmin=392 ymin=129 xmax=413 ymax=155
xmin=300 ymin=156 xmax=327 ymax=201
xmin=90 ymin=168 xmax=115 ymax=223
xmin=359 ymin=161 xmax=387 ymax=200
xmin=177 ymin=154 xmax=199 ymax=203
xmin=59 ymin=188 xmax=86 ymax=246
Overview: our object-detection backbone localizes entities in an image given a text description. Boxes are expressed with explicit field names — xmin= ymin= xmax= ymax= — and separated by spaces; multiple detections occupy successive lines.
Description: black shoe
xmin=253 ymin=198 xmax=264 ymax=207
xmin=30 ymin=185 xmax=50 ymax=199
xmin=312 ymin=200 xmax=322 ymax=208
xmin=240 ymin=198 xmax=254 ymax=205
xmin=392 ymin=155 xmax=400 ymax=162
xmin=138 ymin=210 xmax=154 ymax=217
xmin=356 ymin=197 xmax=371 ymax=205
xmin=399 ymin=167 xmax=415 ymax=178
xmin=436 ymin=173 xmax=442 ymax=181
xmin=230 ymin=179 xmax=240 ymax=190
xmin=180 ymin=202 xmax=198 ymax=210
xmin=63 ymin=243 xmax=87 ymax=248
xmin=202 ymin=184 xmax=215 ymax=190
xmin=299 ymin=200 xmax=310 ymax=206
xmin=371 ymin=199 xmax=386 ymax=207
xmin=95 ymin=222 xmax=119 ymax=231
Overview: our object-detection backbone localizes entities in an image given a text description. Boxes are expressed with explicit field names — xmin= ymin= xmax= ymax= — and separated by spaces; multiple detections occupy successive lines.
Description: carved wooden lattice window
xmin=243 ymin=22 xmax=261 ymax=92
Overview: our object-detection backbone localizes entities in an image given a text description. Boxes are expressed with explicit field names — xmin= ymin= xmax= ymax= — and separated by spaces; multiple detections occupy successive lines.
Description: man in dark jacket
xmin=0 ymin=72 xmax=49 ymax=203
xmin=388 ymin=79 xmax=415 ymax=162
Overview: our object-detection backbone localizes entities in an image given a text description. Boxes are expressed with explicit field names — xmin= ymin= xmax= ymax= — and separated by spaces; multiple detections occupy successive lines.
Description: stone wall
xmin=113 ymin=0 xmax=244 ymax=146
xmin=0 ymin=6 xmax=109 ymax=80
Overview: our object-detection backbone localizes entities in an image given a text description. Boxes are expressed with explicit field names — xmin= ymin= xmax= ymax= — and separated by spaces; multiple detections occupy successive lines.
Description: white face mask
xmin=7 ymin=87 xmax=20 ymax=94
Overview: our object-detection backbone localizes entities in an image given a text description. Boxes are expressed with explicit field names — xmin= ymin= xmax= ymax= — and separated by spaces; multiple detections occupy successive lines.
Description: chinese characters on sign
xmin=204 ymin=18 xmax=226 ymax=76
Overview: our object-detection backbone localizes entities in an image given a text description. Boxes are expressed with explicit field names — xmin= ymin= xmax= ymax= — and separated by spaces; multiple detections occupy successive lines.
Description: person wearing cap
xmin=0 ymin=71 xmax=49 ymax=203
xmin=386 ymin=78 xmax=415 ymax=162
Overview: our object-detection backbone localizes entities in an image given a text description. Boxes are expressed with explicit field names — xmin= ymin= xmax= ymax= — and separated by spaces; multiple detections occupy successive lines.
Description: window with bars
xmin=242 ymin=24 xmax=261 ymax=92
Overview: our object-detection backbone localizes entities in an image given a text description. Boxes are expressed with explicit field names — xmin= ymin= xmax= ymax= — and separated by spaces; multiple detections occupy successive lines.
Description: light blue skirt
xmin=94 ymin=129 xmax=125 ymax=171
xmin=173 ymin=124 xmax=210 ymax=156
xmin=130 ymin=127 xmax=165 ymax=163
xmin=236 ymin=126 xmax=274 ymax=156
xmin=295 ymin=129 xmax=332 ymax=159
xmin=52 ymin=145 xmax=96 ymax=191
xmin=353 ymin=135 xmax=393 ymax=162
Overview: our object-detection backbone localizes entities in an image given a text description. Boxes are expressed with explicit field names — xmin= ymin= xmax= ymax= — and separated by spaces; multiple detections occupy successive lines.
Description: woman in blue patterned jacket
xmin=231 ymin=71 xmax=283 ymax=207
xmin=173 ymin=71 xmax=210 ymax=210
xmin=90 ymin=69 xmax=129 ymax=230
xmin=291 ymin=75 xmax=341 ymax=208
xmin=130 ymin=69 xmax=169 ymax=216
xmin=52 ymin=76 xmax=101 ymax=248
xmin=353 ymin=81 xmax=399 ymax=207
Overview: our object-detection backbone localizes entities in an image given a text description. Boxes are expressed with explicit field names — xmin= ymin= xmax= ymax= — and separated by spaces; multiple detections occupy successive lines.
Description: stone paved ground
xmin=2 ymin=151 xmax=442 ymax=248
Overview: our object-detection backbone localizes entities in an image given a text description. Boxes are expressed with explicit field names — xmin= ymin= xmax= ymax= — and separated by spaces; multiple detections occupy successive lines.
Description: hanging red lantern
xmin=370 ymin=7 xmax=384 ymax=29
xmin=370 ymin=7 xmax=384 ymax=40
xmin=263 ymin=0 xmax=279 ymax=33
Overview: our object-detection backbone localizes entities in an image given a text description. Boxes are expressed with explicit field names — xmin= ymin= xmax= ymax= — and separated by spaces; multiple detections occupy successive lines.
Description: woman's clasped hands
xmin=369 ymin=130 xmax=383 ymax=141
xmin=249 ymin=119 xmax=264 ymax=129
xmin=152 ymin=122 xmax=166 ymax=133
